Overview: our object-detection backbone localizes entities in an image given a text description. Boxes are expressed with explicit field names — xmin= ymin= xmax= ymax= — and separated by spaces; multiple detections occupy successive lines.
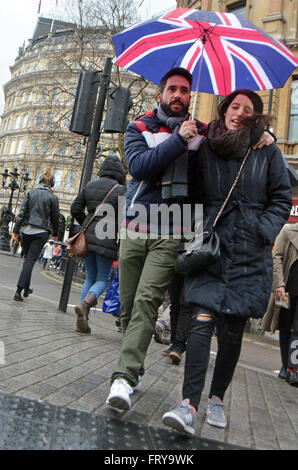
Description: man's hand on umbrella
xmin=179 ymin=117 xmax=198 ymax=142
xmin=253 ymin=131 xmax=274 ymax=149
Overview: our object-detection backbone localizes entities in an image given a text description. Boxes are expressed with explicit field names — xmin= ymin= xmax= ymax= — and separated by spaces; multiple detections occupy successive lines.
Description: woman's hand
xmin=274 ymin=286 xmax=286 ymax=301
xmin=253 ymin=131 xmax=274 ymax=149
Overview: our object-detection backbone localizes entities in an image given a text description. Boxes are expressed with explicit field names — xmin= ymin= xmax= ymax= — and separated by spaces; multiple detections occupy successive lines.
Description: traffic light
xmin=70 ymin=71 xmax=100 ymax=137
xmin=65 ymin=216 xmax=72 ymax=231
xmin=104 ymin=86 xmax=133 ymax=133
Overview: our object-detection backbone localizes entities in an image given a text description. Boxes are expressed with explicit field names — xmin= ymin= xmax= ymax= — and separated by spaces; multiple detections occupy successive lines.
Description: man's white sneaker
xmin=106 ymin=379 xmax=133 ymax=410
xmin=133 ymin=374 xmax=143 ymax=392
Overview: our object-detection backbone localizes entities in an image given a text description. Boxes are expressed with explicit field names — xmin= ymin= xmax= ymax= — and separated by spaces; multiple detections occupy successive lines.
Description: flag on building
xmin=37 ymin=0 xmax=41 ymax=14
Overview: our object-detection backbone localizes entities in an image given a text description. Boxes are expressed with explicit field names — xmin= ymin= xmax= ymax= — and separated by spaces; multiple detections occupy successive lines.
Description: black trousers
xmin=17 ymin=232 xmax=49 ymax=290
xmin=279 ymin=295 xmax=298 ymax=369
xmin=182 ymin=311 xmax=246 ymax=407
xmin=168 ymin=273 xmax=192 ymax=353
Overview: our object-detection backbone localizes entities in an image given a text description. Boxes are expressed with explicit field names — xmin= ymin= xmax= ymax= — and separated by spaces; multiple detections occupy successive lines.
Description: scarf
xmin=157 ymin=106 xmax=190 ymax=200
xmin=208 ymin=119 xmax=264 ymax=160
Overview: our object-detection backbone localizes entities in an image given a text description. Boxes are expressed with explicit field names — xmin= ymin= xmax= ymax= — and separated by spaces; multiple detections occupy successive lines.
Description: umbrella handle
xmin=192 ymin=38 xmax=206 ymax=120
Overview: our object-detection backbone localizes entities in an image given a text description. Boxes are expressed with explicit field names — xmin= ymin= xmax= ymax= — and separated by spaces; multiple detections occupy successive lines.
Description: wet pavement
xmin=0 ymin=253 xmax=297 ymax=451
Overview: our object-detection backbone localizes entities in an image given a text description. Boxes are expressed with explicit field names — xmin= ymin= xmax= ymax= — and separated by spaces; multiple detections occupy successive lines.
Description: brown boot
xmin=75 ymin=292 xmax=97 ymax=334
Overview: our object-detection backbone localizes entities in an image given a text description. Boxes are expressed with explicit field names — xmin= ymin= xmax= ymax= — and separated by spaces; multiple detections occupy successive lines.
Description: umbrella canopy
xmin=113 ymin=7 xmax=298 ymax=97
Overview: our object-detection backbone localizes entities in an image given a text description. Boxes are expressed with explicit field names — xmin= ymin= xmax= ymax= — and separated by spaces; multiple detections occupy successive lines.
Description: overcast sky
xmin=0 ymin=0 xmax=176 ymax=114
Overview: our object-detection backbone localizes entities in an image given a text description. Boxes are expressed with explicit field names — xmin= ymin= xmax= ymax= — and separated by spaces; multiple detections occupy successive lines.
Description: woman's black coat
xmin=185 ymin=141 xmax=292 ymax=319
xmin=70 ymin=155 xmax=126 ymax=261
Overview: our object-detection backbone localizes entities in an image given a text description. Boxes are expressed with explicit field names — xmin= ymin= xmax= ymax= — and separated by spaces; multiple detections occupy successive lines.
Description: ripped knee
xmin=196 ymin=313 xmax=213 ymax=322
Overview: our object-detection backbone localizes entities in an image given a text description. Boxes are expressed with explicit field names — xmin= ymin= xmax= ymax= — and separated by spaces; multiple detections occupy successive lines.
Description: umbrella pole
xmin=192 ymin=37 xmax=206 ymax=120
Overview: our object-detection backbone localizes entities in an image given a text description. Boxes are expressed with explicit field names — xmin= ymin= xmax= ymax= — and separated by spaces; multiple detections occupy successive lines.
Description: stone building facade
xmin=0 ymin=17 xmax=156 ymax=221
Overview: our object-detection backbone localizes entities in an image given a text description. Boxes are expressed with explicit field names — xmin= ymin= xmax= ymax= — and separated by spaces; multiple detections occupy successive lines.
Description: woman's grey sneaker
xmin=106 ymin=378 xmax=133 ymax=410
xmin=206 ymin=395 xmax=227 ymax=428
xmin=162 ymin=399 xmax=196 ymax=436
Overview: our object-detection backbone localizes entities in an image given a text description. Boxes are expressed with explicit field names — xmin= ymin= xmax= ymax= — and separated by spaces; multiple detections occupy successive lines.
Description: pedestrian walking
xmin=262 ymin=223 xmax=298 ymax=386
xmin=106 ymin=67 xmax=276 ymax=412
xmin=13 ymin=168 xmax=59 ymax=301
xmin=42 ymin=240 xmax=55 ymax=269
xmin=106 ymin=67 xmax=207 ymax=410
xmin=162 ymin=89 xmax=292 ymax=436
xmin=70 ymin=154 xmax=126 ymax=334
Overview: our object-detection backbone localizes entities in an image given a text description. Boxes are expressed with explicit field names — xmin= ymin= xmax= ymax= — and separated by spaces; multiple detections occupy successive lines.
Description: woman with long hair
xmin=162 ymin=89 xmax=292 ymax=436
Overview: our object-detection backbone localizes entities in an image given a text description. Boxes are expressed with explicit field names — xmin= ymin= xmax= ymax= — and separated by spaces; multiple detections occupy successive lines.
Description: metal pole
xmin=58 ymin=57 xmax=113 ymax=312
xmin=268 ymin=89 xmax=273 ymax=113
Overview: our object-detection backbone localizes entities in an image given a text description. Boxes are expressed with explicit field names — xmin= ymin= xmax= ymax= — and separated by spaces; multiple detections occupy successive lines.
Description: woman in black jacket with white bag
xmin=71 ymin=154 xmax=126 ymax=334
xmin=162 ymin=89 xmax=292 ymax=436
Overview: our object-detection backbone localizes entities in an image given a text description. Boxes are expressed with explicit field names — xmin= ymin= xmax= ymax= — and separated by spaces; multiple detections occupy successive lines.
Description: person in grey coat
xmin=162 ymin=89 xmax=292 ymax=436
xmin=262 ymin=223 xmax=298 ymax=386
xmin=70 ymin=154 xmax=126 ymax=334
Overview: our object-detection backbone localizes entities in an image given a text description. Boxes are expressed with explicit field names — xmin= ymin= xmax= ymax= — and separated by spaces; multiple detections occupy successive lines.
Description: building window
xmin=2 ymin=141 xmax=8 ymax=156
xmin=53 ymin=169 xmax=63 ymax=189
xmin=16 ymin=139 xmax=23 ymax=154
xmin=29 ymin=139 xmax=38 ymax=154
xmin=52 ymin=88 xmax=59 ymax=100
xmin=35 ymin=112 xmax=43 ymax=127
xmin=14 ymin=116 xmax=21 ymax=129
xmin=64 ymin=112 xmax=72 ymax=128
xmin=9 ymin=140 xmax=15 ymax=155
xmin=20 ymin=91 xmax=26 ymax=104
xmin=22 ymin=114 xmax=29 ymax=128
xmin=28 ymin=90 xmax=33 ymax=102
xmin=41 ymin=140 xmax=49 ymax=154
xmin=35 ymin=168 xmax=44 ymax=185
xmin=65 ymin=171 xmax=77 ymax=190
xmin=58 ymin=142 xmax=67 ymax=156
xmin=41 ymin=88 xmax=48 ymax=101
xmin=46 ymin=112 xmax=54 ymax=127
xmin=289 ymin=79 xmax=298 ymax=142
xmin=227 ymin=1 xmax=247 ymax=17
xmin=72 ymin=142 xmax=81 ymax=156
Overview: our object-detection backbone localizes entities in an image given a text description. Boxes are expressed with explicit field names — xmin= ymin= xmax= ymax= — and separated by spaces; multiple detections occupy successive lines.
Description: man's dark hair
xmin=159 ymin=67 xmax=193 ymax=92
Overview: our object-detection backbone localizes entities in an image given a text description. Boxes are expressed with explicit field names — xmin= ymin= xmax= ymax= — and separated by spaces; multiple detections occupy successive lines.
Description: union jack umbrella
xmin=112 ymin=7 xmax=298 ymax=100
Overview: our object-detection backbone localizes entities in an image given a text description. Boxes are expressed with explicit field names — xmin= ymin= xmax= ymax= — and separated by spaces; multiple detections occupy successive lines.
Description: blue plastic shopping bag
xmin=102 ymin=268 xmax=120 ymax=316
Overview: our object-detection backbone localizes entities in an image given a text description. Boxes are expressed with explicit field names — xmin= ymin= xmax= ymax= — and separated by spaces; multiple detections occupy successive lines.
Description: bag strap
xmin=212 ymin=147 xmax=251 ymax=229
xmin=82 ymin=183 xmax=120 ymax=233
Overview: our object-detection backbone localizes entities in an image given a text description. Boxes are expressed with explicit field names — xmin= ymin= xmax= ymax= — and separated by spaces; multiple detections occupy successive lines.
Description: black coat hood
xmin=98 ymin=154 xmax=126 ymax=186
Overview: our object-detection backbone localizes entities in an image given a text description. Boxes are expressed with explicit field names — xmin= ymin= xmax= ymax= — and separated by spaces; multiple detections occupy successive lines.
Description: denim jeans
xmin=17 ymin=232 xmax=49 ymax=289
xmin=182 ymin=309 xmax=246 ymax=407
xmin=80 ymin=252 xmax=113 ymax=301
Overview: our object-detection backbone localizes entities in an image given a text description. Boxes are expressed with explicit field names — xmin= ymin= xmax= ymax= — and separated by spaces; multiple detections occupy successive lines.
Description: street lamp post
xmin=0 ymin=168 xmax=31 ymax=252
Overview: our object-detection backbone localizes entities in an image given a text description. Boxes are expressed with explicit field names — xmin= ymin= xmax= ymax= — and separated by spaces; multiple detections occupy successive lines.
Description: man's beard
xmin=160 ymin=100 xmax=189 ymax=117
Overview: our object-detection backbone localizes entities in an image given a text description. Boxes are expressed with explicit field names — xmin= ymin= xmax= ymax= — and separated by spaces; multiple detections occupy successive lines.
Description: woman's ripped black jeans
xmin=182 ymin=308 xmax=247 ymax=408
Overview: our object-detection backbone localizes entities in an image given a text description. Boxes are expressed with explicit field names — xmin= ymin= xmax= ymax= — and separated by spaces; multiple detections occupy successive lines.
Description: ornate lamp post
xmin=0 ymin=168 xmax=31 ymax=251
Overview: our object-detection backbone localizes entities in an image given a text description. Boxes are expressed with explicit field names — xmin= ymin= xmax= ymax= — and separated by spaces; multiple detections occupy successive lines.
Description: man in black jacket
xmin=13 ymin=168 xmax=59 ymax=301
